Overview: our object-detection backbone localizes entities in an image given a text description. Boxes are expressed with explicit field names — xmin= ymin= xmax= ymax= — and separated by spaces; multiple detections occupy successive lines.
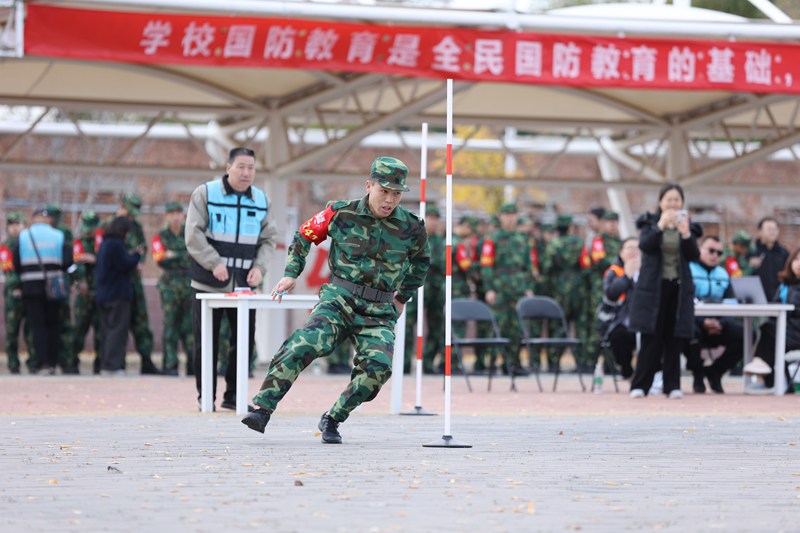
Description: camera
xmin=675 ymin=209 xmax=687 ymax=222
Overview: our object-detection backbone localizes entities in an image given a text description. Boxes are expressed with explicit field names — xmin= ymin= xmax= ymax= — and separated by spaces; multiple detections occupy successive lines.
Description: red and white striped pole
xmin=424 ymin=80 xmax=471 ymax=448
xmin=402 ymin=122 xmax=434 ymax=416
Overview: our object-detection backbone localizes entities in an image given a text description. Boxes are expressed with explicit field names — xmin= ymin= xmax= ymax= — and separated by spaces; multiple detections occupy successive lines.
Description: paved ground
xmin=2 ymin=359 xmax=799 ymax=532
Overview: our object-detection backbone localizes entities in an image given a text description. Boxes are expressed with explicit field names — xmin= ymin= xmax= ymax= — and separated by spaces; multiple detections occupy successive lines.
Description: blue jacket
xmin=690 ymin=261 xmax=732 ymax=302
xmin=95 ymin=237 xmax=141 ymax=305
xmin=189 ymin=176 xmax=269 ymax=288
xmin=14 ymin=222 xmax=71 ymax=297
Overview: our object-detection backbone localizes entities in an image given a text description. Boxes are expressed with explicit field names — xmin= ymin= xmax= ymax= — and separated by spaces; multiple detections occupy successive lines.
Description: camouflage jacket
xmin=478 ymin=229 xmax=534 ymax=293
xmin=285 ymin=196 xmax=430 ymax=304
xmin=542 ymin=234 xmax=585 ymax=279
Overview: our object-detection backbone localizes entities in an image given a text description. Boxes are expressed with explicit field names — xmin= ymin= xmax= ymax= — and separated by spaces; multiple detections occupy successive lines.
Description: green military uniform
xmin=45 ymin=204 xmax=78 ymax=373
xmin=252 ymin=157 xmax=430 ymax=424
xmin=541 ymin=214 xmax=587 ymax=369
xmin=120 ymin=194 xmax=159 ymax=374
xmin=71 ymin=211 xmax=102 ymax=373
xmin=2 ymin=212 xmax=34 ymax=373
xmin=153 ymin=201 xmax=193 ymax=375
xmin=404 ymin=205 xmax=445 ymax=373
xmin=725 ymin=230 xmax=755 ymax=278
xmin=479 ymin=203 xmax=534 ymax=372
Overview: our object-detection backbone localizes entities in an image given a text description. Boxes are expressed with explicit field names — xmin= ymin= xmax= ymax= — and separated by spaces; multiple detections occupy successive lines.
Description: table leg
xmin=236 ymin=299 xmax=250 ymax=415
xmin=200 ymin=300 xmax=214 ymax=413
xmin=774 ymin=310 xmax=787 ymax=396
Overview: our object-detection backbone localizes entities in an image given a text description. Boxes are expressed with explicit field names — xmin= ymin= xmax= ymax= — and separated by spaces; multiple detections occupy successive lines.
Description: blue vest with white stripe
xmin=690 ymin=261 xmax=729 ymax=302
xmin=18 ymin=223 xmax=65 ymax=285
xmin=189 ymin=178 xmax=268 ymax=288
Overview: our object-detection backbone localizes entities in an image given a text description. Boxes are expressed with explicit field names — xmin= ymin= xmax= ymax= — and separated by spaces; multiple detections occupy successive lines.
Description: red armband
xmin=579 ymin=245 xmax=592 ymax=269
xmin=479 ymin=240 xmax=495 ymax=267
xmin=455 ymin=243 xmax=472 ymax=271
xmin=725 ymin=256 xmax=743 ymax=278
xmin=299 ymin=205 xmax=336 ymax=244
xmin=152 ymin=234 xmax=166 ymax=264
xmin=590 ymin=236 xmax=606 ymax=263
xmin=94 ymin=228 xmax=104 ymax=250
xmin=0 ymin=245 xmax=13 ymax=272
xmin=73 ymin=239 xmax=85 ymax=263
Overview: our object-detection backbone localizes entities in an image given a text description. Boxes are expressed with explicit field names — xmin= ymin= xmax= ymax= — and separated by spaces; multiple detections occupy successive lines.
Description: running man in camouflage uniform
xmin=153 ymin=201 xmax=193 ymax=376
xmin=242 ymin=156 xmax=430 ymax=444
xmin=479 ymin=203 xmax=534 ymax=375
xmin=1 ymin=212 xmax=33 ymax=373
xmin=72 ymin=210 xmax=103 ymax=374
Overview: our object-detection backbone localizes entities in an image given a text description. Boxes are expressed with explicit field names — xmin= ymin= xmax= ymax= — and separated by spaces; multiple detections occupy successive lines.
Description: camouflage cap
xmin=165 ymin=200 xmax=184 ymax=213
xmin=732 ymin=230 xmax=752 ymax=246
xmin=121 ymin=193 xmax=142 ymax=216
xmin=45 ymin=203 xmax=63 ymax=216
xmin=6 ymin=211 xmax=25 ymax=224
xmin=602 ymin=211 xmax=619 ymax=221
xmin=426 ymin=204 xmax=441 ymax=217
xmin=80 ymin=210 xmax=100 ymax=227
xmin=370 ymin=156 xmax=409 ymax=192
xmin=498 ymin=203 xmax=518 ymax=214
xmin=555 ymin=213 xmax=573 ymax=228
xmin=539 ymin=221 xmax=556 ymax=232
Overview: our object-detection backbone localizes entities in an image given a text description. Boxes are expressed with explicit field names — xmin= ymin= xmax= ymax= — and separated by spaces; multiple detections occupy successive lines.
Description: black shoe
xmin=221 ymin=399 xmax=255 ymax=412
xmin=62 ymin=366 xmax=80 ymax=375
xmin=693 ymin=373 xmax=706 ymax=393
xmin=162 ymin=368 xmax=179 ymax=376
xmin=706 ymin=369 xmax=724 ymax=394
xmin=318 ymin=412 xmax=343 ymax=444
xmin=140 ymin=358 xmax=161 ymax=375
xmin=511 ymin=366 xmax=530 ymax=377
xmin=197 ymin=400 xmax=216 ymax=412
xmin=9 ymin=367 xmax=20 ymax=375
xmin=242 ymin=408 xmax=270 ymax=433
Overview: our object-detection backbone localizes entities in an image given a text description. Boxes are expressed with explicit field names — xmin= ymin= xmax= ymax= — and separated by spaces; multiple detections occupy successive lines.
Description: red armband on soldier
xmin=152 ymin=234 xmax=166 ymax=264
xmin=725 ymin=256 xmax=743 ymax=278
xmin=530 ymin=248 xmax=539 ymax=270
xmin=579 ymin=245 xmax=592 ymax=269
xmin=455 ymin=243 xmax=472 ymax=271
xmin=0 ymin=245 xmax=13 ymax=272
xmin=479 ymin=240 xmax=495 ymax=267
xmin=73 ymin=239 xmax=85 ymax=263
xmin=590 ymin=235 xmax=606 ymax=263
xmin=300 ymin=204 xmax=337 ymax=244
xmin=94 ymin=228 xmax=104 ymax=250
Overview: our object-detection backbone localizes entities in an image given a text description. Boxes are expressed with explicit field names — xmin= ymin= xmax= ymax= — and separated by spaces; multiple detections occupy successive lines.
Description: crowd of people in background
xmin=2 ymin=178 xmax=799 ymax=397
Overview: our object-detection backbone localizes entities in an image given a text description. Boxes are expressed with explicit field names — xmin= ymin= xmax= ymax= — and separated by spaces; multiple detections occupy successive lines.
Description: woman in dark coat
xmin=628 ymin=183 xmax=701 ymax=399
xmin=95 ymin=216 xmax=142 ymax=374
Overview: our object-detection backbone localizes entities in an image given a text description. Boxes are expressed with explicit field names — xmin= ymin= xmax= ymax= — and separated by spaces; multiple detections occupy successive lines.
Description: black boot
xmin=318 ymin=412 xmax=343 ymax=444
xmin=692 ymin=372 xmax=706 ymax=393
xmin=140 ymin=357 xmax=161 ymax=375
xmin=706 ymin=368 xmax=724 ymax=394
xmin=241 ymin=408 xmax=271 ymax=433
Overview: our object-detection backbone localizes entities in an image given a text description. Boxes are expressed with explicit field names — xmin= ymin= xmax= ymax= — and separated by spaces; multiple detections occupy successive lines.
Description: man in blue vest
xmin=13 ymin=208 xmax=72 ymax=374
xmin=186 ymin=147 xmax=277 ymax=411
xmin=687 ymin=235 xmax=744 ymax=394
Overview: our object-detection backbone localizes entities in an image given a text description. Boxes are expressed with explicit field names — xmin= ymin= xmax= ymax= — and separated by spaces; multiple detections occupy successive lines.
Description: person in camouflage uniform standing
xmin=44 ymin=204 xmax=79 ymax=373
xmin=724 ymin=230 xmax=755 ymax=278
xmin=113 ymin=193 xmax=160 ymax=374
xmin=152 ymin=201 xmax=193 ymax=376
xmin=541 ymin=214 xmax=589 ymax=371
xmin=71 ymin=210 xmax=103 ymax=374
xmin=242 ymin=156 xmax=430 ymax=444
xmin=1 ymin=212 xmax=33 ymax=373
xmin=479 ymin=203 xmax=534 ymax=375
xmin=404 ymin=204 xmax=444 ymax=374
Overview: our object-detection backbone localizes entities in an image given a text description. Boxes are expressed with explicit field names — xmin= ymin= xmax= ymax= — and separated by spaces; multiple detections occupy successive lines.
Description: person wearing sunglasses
xmin=686 ymin=235 xmax=744 ymax=394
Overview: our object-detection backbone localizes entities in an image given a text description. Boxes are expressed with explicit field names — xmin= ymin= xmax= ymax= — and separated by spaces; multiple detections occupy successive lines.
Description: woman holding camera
xmin=628 ymin=183 xmax=702 ymax=399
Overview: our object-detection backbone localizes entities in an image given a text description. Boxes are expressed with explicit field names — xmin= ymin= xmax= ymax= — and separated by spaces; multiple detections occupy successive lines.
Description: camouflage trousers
xmin=253 ymin=284 xmax=397 ymax=423
xmin=58 ymin=298 xmax=76 ymax=370
xmin=72 ymin=292 xmax=101 ymax=372
xmin=4 ymin=293 xmax=33 ymax=371
xmin=158 ymin=276 xmax=194 ymax=371
xmin=491 ymin=291 xmax=523 ymax=368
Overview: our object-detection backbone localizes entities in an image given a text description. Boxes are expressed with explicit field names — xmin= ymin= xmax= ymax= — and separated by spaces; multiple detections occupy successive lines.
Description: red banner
xmin=25 ymin=5 xmax=800 ymax=94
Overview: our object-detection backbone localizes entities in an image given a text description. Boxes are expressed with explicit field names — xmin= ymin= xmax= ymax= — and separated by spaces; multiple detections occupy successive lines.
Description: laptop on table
xmin=730 ymin=276 xmax=769 ymax=305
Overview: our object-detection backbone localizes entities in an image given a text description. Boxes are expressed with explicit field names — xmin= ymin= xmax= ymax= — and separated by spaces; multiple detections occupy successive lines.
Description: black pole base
xmin=400 ymin=406 xmax=437 ymax=416
xmin=422 ymin=434 xmax=472 ymax=448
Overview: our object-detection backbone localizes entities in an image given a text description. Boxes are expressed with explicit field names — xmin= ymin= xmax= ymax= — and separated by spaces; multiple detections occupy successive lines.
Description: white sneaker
xmin=668 ymin=390 xmax=683 ymax=399
xmin=630 ymin=389 xmax=645 ymax=398
xmin=743 ymin=357 xmax=771 ymax=375
xmin=648 ymin=371 xmax=663 ymax=396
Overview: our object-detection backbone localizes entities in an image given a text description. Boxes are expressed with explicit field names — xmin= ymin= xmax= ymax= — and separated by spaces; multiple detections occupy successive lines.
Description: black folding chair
xmin=451 ymin=298 xmax=515 ymax=392
xmin=517 ymin=296 xmax=585 ymax=392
